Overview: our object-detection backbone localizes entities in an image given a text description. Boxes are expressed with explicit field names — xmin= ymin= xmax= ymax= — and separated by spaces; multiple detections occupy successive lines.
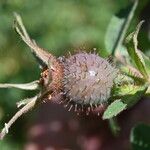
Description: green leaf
xmin=130 ymin=124 xmax=150 ymax=150
xmin=120 ymin=65 xmax=145 ymax=83
xmin=105 ymin=84 xmax=148 ymax=120
xmin=105 ymin=16 xmax=125 ymax=54
xmin=145 ymin=86 xmax=150 ymax=96
xmin=102 ymin=99 xmax=127 ymax=120
xmin=113 ymin=84 xmax=148 ymax=108
xmin=121 ymin=84 xmax=148 ymax=108
xmin=113 ymin=83 xmax=146 ymax=97
xmin=105 ymin=0 xmax=138 ymax=56
xmin=125 ymin=21 xmax=148 ymax=79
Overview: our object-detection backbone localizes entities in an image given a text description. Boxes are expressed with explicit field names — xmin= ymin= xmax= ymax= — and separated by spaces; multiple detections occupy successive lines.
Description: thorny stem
xmin=13 ymin=12 xmax=56 ymax=66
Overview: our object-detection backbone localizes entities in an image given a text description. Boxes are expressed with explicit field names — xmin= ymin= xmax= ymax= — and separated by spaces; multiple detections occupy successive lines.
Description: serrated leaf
xmin=130 ymin=124 xmax=150 ymax=150
xmin=105 ymin=84 xmax=148 ymax=120
xmin=122 ymin=84 xmax=148 ymax=108
xmin=102 ymin=99 xmax=127 ymax=120
xmin=113 ymin=84 xmax=148 ymax=108
xmin=105 ymin=0 xmax=138 ymax=55
xmin=113 ymin=83 xmax=146 ymax=97
xmin=125 ymin=21 xmax=148 ymax=79
xmin=120 ymin=65 xmax=145 ymax=83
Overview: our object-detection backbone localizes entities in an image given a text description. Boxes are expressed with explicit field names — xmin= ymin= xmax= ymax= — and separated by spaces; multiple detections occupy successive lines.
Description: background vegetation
xmin=0 ymin=0 xmax=150 ymax=149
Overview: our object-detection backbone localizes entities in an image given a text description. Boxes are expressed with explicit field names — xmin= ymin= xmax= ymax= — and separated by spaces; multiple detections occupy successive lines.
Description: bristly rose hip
xmin=0 ymin=13 xmax=118 ymax=139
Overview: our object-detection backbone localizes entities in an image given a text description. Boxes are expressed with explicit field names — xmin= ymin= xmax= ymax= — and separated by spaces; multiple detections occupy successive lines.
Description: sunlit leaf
xmin=120 ymin=65 xmax=144 ymax=83
xmin=104 ymin=84 xmax=148 ymax=120
xmin=103 ymin=99 xmax=127 ymax=119
xmin=113 ymin=84 xmax=148 ymax=108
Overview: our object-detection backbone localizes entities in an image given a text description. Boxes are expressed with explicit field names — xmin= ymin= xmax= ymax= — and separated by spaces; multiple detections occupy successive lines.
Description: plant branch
xmin=13 ymin=12 xmax=56 ymax=66
xmin=0 ymin=80 xmax=39 ymax=90
xmin=0 ymin=87 xmax=53 ymax=139
xmin=0 ymin=96 xmax=37 ymax=140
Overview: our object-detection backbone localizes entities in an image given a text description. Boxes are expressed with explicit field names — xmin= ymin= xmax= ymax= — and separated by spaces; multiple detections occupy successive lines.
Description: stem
xmin=112 ymin=0 xmax=138 ymax=56
xmin=16 ymin=96 xmax=37 ymax=108
xmin=109 ymin=117 xmax=120 ymax=136
xmin=0 ymin=80 xmax=39 ymax=90
xmin=0 ymin=88 xmax=53 ymax=139
xmin=0 ymin=96 xmax=37 ymax=140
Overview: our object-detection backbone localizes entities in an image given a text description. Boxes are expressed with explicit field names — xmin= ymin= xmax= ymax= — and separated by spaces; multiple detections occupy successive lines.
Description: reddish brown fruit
xmin=40 ymin=52 xmax=117 ymax=114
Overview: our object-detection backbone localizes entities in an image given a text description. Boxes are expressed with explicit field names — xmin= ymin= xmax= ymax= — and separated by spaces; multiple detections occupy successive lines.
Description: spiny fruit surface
xmin=62 ymin=52 xmax=117 ymax=107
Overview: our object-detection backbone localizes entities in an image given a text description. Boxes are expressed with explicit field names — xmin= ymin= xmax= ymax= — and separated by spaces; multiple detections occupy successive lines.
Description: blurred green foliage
xmin=130 ymin=124 xmax=150 ymax=150
xmin=0 ymin=0 xmax=150 ymax=149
